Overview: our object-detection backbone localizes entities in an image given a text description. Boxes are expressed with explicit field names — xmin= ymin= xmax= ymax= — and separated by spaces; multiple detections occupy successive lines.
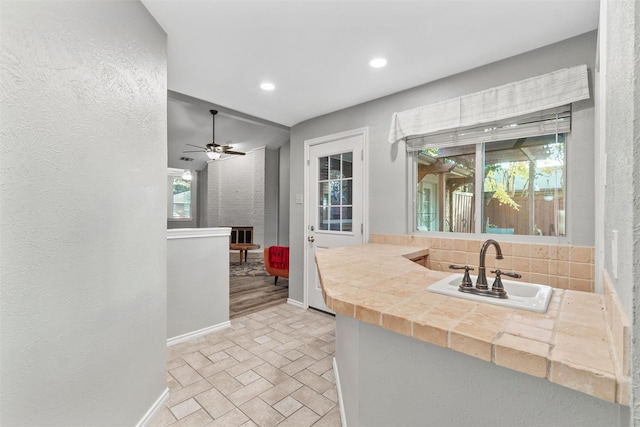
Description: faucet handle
xmin=502 ymin=271 xmax=522 ymax=279
xmin=450 ymin=265 xmax=474 ymax=288
xmin=491 ymin=269 xmax=521 ymax=279
xmin=449 ymin=265 xmax=474 ymax=272
xmin=489 ymin=269 xmax=508 ymax=298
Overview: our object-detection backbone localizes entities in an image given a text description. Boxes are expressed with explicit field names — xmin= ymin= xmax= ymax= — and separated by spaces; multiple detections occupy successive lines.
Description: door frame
xmin=303 ymin=127 xmax=369 ymax=308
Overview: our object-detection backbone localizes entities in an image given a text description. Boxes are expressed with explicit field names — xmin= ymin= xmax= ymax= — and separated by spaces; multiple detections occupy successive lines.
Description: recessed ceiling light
xmin=369 ymin=58 xmax=387 ymax=68
xmin=260 ymin=82 xmax=275 ymax=91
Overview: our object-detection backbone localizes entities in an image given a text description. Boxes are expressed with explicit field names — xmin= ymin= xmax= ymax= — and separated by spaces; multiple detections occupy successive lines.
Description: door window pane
xmin=319 ymin=182 xmax=329 ymax=205
xmin=341 ymin=207 xmax=353 ymax=231
xmin=318 ymin=152 xmax=354 ymax=232
xmin=330 ymin=155 xmax=341 ymax=177
xmin=319 ymin=207 xmax=329 ymax=230
xmin=342 ymin=179 xmax=352 ymax=204
xmin=330 ymin=180 xmax=341 ymax=204
xmin=342 ymin=152 xmax=353 ymax=178
xmin=319 ymin=157 xmax=329 ymax=181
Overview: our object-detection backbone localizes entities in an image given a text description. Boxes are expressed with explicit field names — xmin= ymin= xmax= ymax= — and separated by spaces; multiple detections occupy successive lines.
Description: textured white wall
xmin=602 ymin=0 xmax=637 ymax=326
xmin=0 ymin=1 xmax=168 ymax=425
xmin=599 ymin=0 xmax=639 ymax=422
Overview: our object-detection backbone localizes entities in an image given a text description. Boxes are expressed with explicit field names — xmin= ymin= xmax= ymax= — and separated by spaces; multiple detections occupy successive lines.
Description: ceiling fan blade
xmin=185 ymin=143 xmax=206 ymax=149
xmin=225 ymin=150 xmax=246 ymax=156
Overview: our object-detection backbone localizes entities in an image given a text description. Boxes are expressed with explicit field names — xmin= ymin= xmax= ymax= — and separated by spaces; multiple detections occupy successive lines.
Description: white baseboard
xmin=136 ymin=387 xmax=169 ymax=427
xmin=167 ymin=321 xmax=231 ymax=347
xmin=287 ymin=298 xmax=307 ymax=309
xmin=333 ymin=357 xmax=347 ymax=427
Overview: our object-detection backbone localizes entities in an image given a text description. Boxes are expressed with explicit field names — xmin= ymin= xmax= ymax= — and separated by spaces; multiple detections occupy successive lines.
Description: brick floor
xmin=151 ymin=303 xmax=340 ymax=427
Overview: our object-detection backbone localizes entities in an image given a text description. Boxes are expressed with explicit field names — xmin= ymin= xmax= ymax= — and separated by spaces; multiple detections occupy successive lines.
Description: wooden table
xmin=229 ymin=243 xmax=260 ymax=265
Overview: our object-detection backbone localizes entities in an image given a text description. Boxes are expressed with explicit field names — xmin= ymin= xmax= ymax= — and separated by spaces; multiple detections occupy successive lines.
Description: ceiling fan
xmin=183 ymin=110 xmax=246 ymax=160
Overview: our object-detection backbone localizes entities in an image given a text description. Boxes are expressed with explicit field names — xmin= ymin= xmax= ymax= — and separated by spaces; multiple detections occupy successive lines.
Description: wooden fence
xmin=484 ymin=194 xmax=564 ymax=236
xmin=450 ymin=192 xmax=474 ymax=233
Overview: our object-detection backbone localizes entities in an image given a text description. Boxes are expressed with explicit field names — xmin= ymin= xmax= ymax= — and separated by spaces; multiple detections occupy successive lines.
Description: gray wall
xmin=264 ymin=148 xmax=279 ymax=248
xmin=198 ymin=167 xmax=209 ymax=227
xmin=167 ymin=230 xmax=229 ymax=340
xmin=599 ymin=0 xmax=639 ymax=423
xmin=289 ymin=32 xmax=598 ymax=304
xmin=279 ymin=142 xmax=291 ymax=246
xmin=0 ymin=1 xmax=168 ymax=425
xmin=336 ymin=314 xmax=629 ymax=427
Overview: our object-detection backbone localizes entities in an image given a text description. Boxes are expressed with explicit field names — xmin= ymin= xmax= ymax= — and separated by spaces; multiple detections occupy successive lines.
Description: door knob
xmin=308 ymin=236 xmax=315 ymax=243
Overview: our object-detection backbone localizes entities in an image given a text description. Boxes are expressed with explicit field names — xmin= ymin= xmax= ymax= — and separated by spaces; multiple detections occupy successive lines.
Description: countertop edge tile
xmin=548 ymin=358 xmax=617 ymax=403
xmin=315 ymin=243 xmax=628 ymax=406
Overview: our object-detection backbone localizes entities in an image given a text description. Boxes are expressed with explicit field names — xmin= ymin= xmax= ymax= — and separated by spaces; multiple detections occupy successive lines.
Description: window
xmin=318 ymin=152 xmax=353 ymax=232
xmin=417 ymin=145 xmax=476 ymax=233
xmin=483 ymin=135 xmax=564 ymax=236
xmin=168 ymin=168 xmax=192 ymax=220
xmin=411 ymin=108 xmax=567 ymax=238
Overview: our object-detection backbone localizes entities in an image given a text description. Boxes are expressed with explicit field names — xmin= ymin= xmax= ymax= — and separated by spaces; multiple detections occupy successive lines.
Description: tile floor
xmin=151 ymin=303 xmax=341 ymax=427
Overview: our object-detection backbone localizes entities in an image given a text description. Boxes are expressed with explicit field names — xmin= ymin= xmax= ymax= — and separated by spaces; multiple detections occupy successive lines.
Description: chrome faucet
xmin=476 ymin=239 xmax=503 ymax=290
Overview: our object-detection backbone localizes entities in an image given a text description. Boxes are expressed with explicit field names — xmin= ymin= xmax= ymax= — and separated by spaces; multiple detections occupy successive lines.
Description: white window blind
xmin=388 ymin=64 xmax=589 ymax=145
xmin=406 ymin=106 xmax=570 ymax=152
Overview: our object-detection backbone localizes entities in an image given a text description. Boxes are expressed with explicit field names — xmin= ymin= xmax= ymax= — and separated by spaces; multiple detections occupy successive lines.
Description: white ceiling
xmin=167 ymin=93 xmax=290 ymax=170
xmin=144 ymin=0 xmax=599 ymax=169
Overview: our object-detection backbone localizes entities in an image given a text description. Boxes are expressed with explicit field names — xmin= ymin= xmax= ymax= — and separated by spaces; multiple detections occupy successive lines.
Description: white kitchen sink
xmin=426 ymin=273 xmax=553 ymax=313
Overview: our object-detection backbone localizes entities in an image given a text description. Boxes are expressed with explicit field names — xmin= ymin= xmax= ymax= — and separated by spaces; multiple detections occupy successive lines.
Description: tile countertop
xmin=315 ymin=243 xmax=629 ymax=406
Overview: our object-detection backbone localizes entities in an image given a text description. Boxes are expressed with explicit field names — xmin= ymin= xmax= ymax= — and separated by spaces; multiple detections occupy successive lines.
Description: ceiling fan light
xmin=369 ymin=57 xmax=387 ymax=68
xmin=207 ymin=151 xmax=221 ymax=160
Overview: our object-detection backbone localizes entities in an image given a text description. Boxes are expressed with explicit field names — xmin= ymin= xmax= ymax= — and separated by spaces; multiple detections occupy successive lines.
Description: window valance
xmin=405 ymin=106 xmax=571 ymax=152
xmin=388 ymin=64 xmax=590 ymax=145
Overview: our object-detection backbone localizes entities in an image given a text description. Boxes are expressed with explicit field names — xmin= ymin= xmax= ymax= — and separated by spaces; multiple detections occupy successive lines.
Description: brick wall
xmin=206 ymin=148 xmax=266 ymax=247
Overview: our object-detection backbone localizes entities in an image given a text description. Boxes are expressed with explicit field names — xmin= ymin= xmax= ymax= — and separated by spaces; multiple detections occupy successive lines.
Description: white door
xmin=305 ymin=130 xmax=366 ymax=312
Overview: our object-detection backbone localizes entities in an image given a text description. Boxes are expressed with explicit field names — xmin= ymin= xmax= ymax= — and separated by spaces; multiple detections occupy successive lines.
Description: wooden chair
xmin=228 ymin=226 xmax=260 ymax=264
xmin=264 ymin=246 xmax=289 ymax=285
xmin=229 ymin=226 xmax=253 ymax=245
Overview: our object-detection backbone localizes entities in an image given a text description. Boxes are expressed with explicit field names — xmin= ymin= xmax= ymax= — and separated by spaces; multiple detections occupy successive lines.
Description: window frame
xmin=408 ymin=130 xmax=570 ymax=244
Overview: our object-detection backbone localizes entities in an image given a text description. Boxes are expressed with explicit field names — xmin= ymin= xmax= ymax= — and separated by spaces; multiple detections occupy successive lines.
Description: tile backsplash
xmin=370 ymin=234 xmax=595 ymax=293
